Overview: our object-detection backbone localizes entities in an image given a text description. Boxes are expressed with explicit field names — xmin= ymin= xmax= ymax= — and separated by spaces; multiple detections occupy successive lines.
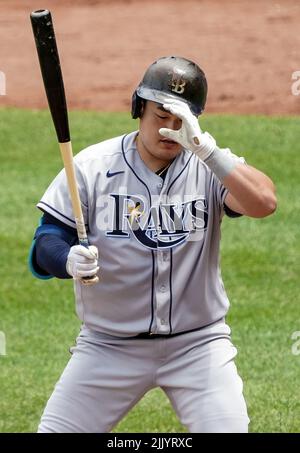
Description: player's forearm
xmin=222 ymin=163 xmax=277 ymax=218
xmin=36 ymin=234 xmax=72 ymax=279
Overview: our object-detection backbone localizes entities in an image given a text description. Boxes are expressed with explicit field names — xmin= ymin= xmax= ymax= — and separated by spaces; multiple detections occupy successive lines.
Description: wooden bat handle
xmin=59 ymin=142 xmax=99 ymax=285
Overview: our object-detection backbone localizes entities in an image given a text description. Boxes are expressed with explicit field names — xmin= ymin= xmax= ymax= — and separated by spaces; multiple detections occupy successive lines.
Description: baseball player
xmin=29 ymin=56 xmax=277 ymax=433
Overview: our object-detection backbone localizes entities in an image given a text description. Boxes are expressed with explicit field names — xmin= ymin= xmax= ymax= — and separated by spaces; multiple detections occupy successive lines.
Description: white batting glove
xmin=66 ymin=245 xmax=99 ymax=280
xmin=158 ymin=98 xmax=216 ymax=161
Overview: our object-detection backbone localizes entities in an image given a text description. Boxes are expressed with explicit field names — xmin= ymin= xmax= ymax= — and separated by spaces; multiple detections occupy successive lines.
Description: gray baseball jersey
xmin=37 ymin=131 xmax=244 ymax=337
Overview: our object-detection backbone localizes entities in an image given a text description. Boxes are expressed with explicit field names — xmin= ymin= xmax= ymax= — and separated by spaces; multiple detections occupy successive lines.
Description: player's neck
xmin=135 ymin=134 xmax=173 ymax=173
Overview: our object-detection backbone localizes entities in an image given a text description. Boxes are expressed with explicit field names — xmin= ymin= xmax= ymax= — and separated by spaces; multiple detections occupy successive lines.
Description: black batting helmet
xmin=131 ymin=56 xmax=207 ymax=119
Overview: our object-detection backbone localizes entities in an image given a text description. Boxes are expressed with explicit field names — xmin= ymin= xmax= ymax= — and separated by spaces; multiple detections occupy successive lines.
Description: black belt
xmin=133 ymin=326 xmax=204 ymax=339
xmin=135 ymin=332 xmax=172 ymax=339
xmin=132 ymin=319 xmax=224 ymax=339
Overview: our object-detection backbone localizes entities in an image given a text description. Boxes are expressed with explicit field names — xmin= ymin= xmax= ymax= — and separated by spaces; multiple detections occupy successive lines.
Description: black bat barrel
xmin=30 ymin=10 xmax=70 ymax=143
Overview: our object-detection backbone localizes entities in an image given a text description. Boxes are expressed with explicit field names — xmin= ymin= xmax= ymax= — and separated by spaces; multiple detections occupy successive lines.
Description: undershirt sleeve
xmin=35 ymin=213 xmax=78 ymax=279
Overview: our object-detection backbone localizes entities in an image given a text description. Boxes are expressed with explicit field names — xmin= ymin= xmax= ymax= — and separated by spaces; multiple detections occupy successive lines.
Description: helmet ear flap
xmin=131 ymin=91 xmax=143 ymax=119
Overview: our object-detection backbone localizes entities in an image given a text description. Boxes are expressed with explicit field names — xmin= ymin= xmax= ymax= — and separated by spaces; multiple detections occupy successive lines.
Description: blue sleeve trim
xmin=223 ymin=203 xmax=243 ymax=218
xmin=38 ymin=201 xmax=89 ymax=228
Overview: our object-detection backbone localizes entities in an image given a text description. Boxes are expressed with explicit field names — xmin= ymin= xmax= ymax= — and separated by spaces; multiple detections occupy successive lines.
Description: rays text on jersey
xmin=102 ymin=193 xmax=208 ymax=249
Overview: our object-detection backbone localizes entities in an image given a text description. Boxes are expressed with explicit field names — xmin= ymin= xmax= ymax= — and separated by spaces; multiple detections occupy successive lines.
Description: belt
xmin=133 ymin=326 xmax=204 ymax=339
xmin=135 ymin=332 xmax=172 ymax=339
xmin=132 ymin=319 xmax=224 ymax=339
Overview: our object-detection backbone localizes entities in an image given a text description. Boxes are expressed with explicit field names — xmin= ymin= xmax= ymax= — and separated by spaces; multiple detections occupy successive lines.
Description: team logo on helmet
xmin=171 ymin=73 xmax=186 ymax=94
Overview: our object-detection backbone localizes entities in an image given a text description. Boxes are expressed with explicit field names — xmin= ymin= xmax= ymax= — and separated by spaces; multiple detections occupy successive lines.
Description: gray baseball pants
xmin=38 ymin=320 xmax=249 ymax=433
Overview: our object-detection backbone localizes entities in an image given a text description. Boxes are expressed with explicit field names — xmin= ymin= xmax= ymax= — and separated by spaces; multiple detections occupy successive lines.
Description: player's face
xmin=136 ymin=100 xmax=183 ymax=170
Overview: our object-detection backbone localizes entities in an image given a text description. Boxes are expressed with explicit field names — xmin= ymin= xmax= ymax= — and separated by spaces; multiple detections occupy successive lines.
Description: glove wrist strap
xmin=204 ymin=146 xmax=240 ymax=182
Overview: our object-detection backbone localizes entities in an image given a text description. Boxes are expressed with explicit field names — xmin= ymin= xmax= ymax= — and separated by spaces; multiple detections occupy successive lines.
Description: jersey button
xmin=161 ymin=319 xmax=166 ymax=325
xmin=157 ymin=182 xmax=163 ymax=189
xmin=160 ymin=285 xmax=166 ymax=292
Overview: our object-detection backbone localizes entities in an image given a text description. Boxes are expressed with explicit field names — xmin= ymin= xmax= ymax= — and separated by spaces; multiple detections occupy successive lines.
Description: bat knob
xmin=81 ymin=275 xmax=99 ymax=286
xmin=30 ymin=9 xmax=50 ymax=20
xmin=30 ymin=10 xmax=53 ymax=47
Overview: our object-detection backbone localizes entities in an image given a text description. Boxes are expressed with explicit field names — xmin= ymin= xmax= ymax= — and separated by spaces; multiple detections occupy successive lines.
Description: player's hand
xmin=158 ymin=98 xmax=216 ymax=161
xmin=66 ymin=245 xmax=99 ymax=280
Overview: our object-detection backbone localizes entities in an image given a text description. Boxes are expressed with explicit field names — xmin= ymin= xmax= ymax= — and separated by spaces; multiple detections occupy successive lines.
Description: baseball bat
xmin=30 ymin=9 xmax=98 ymax=285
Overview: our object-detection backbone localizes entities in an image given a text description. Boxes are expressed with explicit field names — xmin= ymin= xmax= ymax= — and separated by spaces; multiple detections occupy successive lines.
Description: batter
xmin=29 ymin=56 xmax=277 ymax=432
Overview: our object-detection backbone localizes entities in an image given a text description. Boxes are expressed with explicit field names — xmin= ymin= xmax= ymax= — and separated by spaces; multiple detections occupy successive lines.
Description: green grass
xmin=0 ymin=108 xmax=299 ymax=432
